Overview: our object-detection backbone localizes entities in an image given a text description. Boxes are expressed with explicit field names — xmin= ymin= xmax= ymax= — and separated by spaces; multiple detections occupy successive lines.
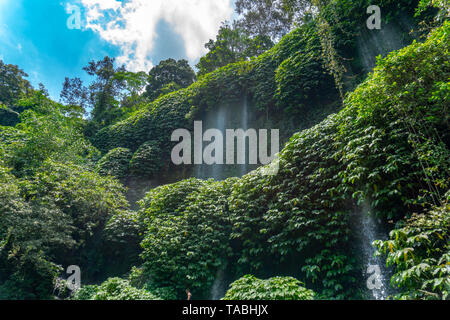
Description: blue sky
xmin=0 ymin=0 xmax=235 ymax=100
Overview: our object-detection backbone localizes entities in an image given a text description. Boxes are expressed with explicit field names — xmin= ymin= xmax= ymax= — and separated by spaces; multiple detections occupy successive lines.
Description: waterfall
xmin=194 ymin=97 xmax=252 ymax=180
xmin=210 ymin=267 xmax=227 ymax=300
xmin=192 ymin=97 xmax=252 ymax=299
xmin=210 ymin=105 xmax=227 ymax=180
xmin=239 ymin=96 xmax=249 ymax=177
xmin=353 ymin=202 xmax=395 ymax=300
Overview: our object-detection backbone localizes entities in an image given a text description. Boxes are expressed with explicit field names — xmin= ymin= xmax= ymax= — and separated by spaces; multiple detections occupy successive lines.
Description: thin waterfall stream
xmin=192 ymin=97 xmax=252 ymax=299
xmin=195 ymin=97 xmax=252 ymax=181
xmin=353 ymin=202 xmax=396 ymax=300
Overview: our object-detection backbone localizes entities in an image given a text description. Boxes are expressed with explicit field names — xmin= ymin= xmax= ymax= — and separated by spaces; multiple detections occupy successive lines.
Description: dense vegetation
xmin=129 ymin=21 xmax=449 ymax=299
xmin=0 ymin=0 xmax=448 ymax=300
xmin=375 ymin=193 xmax=449 ymax=300
xmin=222 ymin=275 xmax=315 ymax=300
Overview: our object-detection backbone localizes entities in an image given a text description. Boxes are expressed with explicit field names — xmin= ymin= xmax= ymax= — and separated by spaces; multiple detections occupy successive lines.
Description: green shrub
xmin=223 ymin=275 xmax=315 ymax=300
xmin=19 ymin=160 xmax=130 ymax=282
xmin=139 ymin=178 xmax=237 ymax=299
xmin=374 ymin=192 xmax=449 ymax=300
xmin=73 ymin=278 xmax=161 ymax=300
xmin=96 ymin=147 xmax=133 ymax=180
xmin=0 ymin=164 xmax=67 ymax=300
xmin=72 ymin=285 xmax=99 ymax=300
xmin=129 ymin=141 xmax=162 ymax=178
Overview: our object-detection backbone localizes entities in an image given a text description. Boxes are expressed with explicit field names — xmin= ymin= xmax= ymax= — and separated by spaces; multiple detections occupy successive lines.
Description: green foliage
xmin=96 ymin=147 xmax=133 ymax=181
xmin=196 ymin=22 xmax=273 ymax=77
xmin=83 ymin=57 xmax=127 ymax=128
xmin=103 ymin=211 xmax=145 ymax=274
xmin=223 ymin=275 xmax=315 ymax=300
xmin=0 ymin=0 xmax=446 ymax=301
xmin=338 ymin=22 xmax=449 ymax=217
xmin=0 ymin=60 xmax=32 ymax=107
xmin=21 ymin=161 xmax=129 ymax=242
xmin=0 ymin=107 xmax=99 ymax=178
xmin=136 ymin=22 xmax=449 ymax=300
xmin=0 ymin=243 xmax=62 ymax=300
xmin=275 ymin=36 xmax=334 ymax=114
xmin=71 ymin=285 xmax=99 ymax=300
xmin=129 ymin=141 xmax=162 ymax=178
xmin=62 ymin=57 xmax=150 ymax=134
xmin=139 ymin=178 xmax=236 ymax=299
xmin=0 ymin=165 xmax=66 ymax=299
xmin=145 ymin=58 xmax=195 ymax=101
xmin=93 ymin=20 xmax=338 ymax=165
xmin=374 ymin=193 xmax=449 ymax=300
xmin=127 ymin=266 xmax=178 ymax=300
xmin=18 ymin=160 xmax=130 ymax=282
xmin=73 ymin=278 xmax=160 ymax=300
xmin=0 ymin=157 xmax=132 ymax=298
xmin=417 ymin=0 xmax=449 ymax=22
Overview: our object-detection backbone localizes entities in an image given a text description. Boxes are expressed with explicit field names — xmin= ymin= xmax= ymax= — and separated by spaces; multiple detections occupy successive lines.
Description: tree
xmin=0 ymin=60 xmax=32 ymax=106
xmin=61 ymin=58 xmax=151 ymax=131
xmin=112 ymin=70 xmax=148 ymax=115
xmin=235 ymin=0 xmax=304 ymax=40
xmin=196 ymin=22 xmax=273 ymax=76
xmin=233 ymin=1 xmax=329 ymax=40
xmin=60 ymin=77 xmax=88 ymax=115
xmin=144 ymin=58 xmax=195 ymax=101
xmin=83 ymin=57 xmax=127 ymax=126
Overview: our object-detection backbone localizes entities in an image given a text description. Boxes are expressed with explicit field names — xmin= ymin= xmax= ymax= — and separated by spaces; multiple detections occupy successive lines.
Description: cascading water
xmin=210 ymin=267 xmax=227 ymax=300
xmin=192 ymin=97 xmax=252 ymax=299
xmin=194 ymin=97 xmax=252 ymax=180
xmin=239 ymin=97 xmax=249 ymax=177
xmin=194 ymin=104 xmax=227 ymax=180
xmin=353 ymin=202 xmax=395 ymax=300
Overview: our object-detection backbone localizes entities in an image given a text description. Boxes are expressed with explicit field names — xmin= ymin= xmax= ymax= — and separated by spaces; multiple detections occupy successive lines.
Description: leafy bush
xmin=274 ymin=23 xmax=335 ymax=114
xmin=374 ymin=192 xmax=449 ymax=300
xmin=0 ymin=165 xmax=68 ymax=300
xmin=1 ymin=108 xmax=99 ymax=178
xmin=71 ymin=285 xmax=99 ymax=300
xmin=18 ymin=160 xmax=130 ymax=282
xmin=73 ymin=278 xmax=160 ymax=300
xmin=129 ymin=141 xmax=162 ymax=178
xmin=0 ymin=244 xmax=62 ymax=300
xmin=96 ymin=147 xmax=133 ymax=180
xmin=103 ymin=211 xmax=145 ymax=275
xmin=223 ymin=275 xmax=315 ymax=300
xmin=139 ymin=178 xmax=237 ymax=299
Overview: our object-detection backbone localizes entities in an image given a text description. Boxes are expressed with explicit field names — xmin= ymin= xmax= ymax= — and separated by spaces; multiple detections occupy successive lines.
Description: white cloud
xmin=0 ymin=0 xmax=10 ymax=34
xmin=80 ymin=0 xmax=233 ymax=72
